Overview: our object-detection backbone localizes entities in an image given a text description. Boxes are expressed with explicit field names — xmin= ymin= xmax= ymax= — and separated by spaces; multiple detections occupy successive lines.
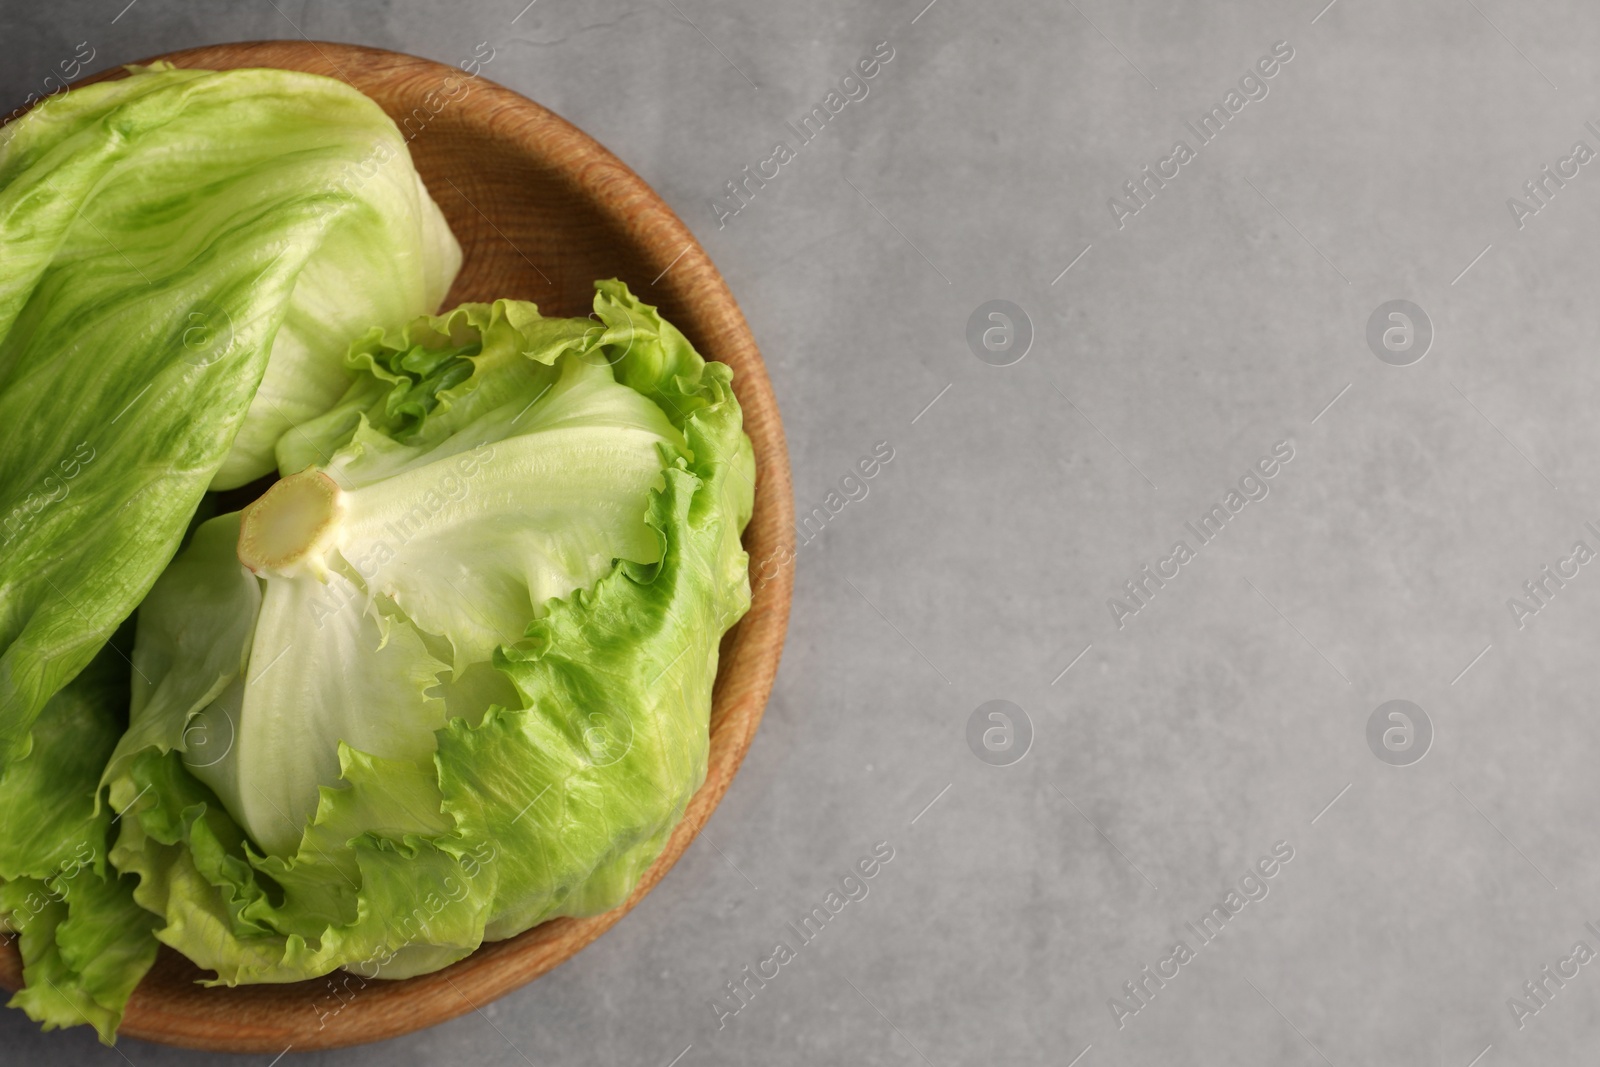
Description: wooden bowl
xmin=0 ymin=41 xmax=793 ymax=1051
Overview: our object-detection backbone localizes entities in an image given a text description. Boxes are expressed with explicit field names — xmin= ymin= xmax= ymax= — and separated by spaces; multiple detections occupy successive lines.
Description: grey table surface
xmin=4 ymin=0 xmax=1600 ymax=1064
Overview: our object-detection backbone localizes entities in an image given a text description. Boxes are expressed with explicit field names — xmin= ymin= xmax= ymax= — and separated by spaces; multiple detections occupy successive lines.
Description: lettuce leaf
xmin=0 ymin=635 xmax=159 ymax=1043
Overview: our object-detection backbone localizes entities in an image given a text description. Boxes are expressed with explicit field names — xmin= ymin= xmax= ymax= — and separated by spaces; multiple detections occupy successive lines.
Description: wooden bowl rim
xmin=0 ymin=40 xmax=794 ymax=1052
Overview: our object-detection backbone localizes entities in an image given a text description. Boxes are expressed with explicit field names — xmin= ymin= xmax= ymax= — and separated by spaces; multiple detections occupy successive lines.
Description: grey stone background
xmin=4 ymin=0 xmax=1600 ymax=1063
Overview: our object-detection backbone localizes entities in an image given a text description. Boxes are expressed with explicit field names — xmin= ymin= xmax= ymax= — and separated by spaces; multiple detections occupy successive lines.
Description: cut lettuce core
xmin=237 ymin=469 xmax=343 ymax=576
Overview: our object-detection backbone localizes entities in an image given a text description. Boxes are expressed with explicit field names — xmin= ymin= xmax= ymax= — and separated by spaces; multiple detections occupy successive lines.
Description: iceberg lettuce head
xmin=103 ymin=282 xmax=754 ymax=987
